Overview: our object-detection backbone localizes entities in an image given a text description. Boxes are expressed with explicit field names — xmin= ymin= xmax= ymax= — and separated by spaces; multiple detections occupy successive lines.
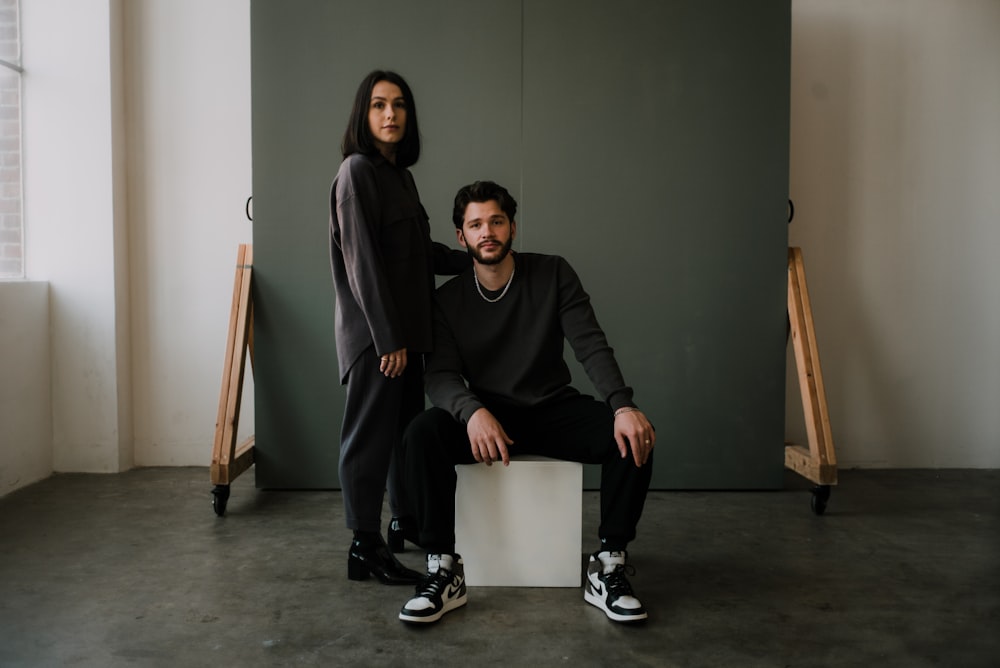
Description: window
xmin=0 ymin=0 xmax=20 ymax=278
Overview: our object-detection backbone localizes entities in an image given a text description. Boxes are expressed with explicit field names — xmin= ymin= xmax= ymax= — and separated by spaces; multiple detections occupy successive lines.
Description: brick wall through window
xmin=0 ymin=0 xmax=20 ymax=278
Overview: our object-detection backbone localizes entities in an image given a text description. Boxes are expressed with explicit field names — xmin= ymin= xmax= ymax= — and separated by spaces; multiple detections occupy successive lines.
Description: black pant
xmin=339 ymin=346 xmax=424 ymax=531
xmin=402 ymin=394 xmax=653 ymax=554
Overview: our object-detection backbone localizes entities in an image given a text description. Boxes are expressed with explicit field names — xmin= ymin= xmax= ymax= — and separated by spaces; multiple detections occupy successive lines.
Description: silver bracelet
xmin=614 ymin=407 xmax=639 ymax=418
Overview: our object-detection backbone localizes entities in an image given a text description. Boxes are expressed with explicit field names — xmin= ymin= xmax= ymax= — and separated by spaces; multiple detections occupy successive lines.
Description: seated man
xmin=398 ymin=180 xmax=655 ymax=625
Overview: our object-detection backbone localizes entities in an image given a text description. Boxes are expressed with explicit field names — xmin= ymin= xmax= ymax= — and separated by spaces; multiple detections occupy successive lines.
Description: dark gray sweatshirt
xmin=426 ymin=252 xmax=636 ymax=422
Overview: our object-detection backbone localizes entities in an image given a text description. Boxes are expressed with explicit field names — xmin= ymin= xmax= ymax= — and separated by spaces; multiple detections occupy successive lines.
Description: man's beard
xmin=467 ymin=237 xmax=513 ymax=265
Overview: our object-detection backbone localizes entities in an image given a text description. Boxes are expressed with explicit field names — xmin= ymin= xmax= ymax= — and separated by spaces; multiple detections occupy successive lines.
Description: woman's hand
xmin=380 ymin=348 xmax=408 ymax=378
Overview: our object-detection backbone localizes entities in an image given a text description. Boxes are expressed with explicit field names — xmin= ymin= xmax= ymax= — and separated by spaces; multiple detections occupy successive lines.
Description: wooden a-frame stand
xmin=785 ymin=246 xmax=838 ymax=514
xmin=210 ymin=243 xmax=255 ymax=516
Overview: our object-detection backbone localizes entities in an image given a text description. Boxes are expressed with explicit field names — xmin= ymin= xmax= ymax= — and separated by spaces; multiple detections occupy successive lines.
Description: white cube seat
xmin=455 ymin=455 xmax=582 ymax=587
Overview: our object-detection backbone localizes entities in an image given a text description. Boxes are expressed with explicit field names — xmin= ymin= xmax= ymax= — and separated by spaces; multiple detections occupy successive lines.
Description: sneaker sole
xmin=399 ymin=593 xmax=468 ymax=624
xmin=584 ymin=588 xmax=648 ymax=623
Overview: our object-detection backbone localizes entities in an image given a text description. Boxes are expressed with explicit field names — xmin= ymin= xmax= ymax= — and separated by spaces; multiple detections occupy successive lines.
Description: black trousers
xmin=339 ymin=346 xmax=424 ymax=532
xmin=402 ymin=394 xmax=653 ymax=554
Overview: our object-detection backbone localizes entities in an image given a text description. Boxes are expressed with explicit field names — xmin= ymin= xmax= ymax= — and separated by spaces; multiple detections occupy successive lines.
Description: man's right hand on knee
xmin=466 ymin=408 xmax=513 ymax=466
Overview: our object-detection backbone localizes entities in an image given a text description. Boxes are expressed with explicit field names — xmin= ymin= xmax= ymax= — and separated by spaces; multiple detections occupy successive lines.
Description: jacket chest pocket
xmin=381 ymin=213 xmax=427 ymax=261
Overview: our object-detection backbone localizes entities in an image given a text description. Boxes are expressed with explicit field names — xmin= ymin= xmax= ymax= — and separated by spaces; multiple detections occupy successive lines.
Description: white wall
xmin=5 ymin=0 xmax=252 ymax=497
xmin=22 ymin=0 xmax=131 ymax=473
xmin=0 ymin=281 xmax=51 ymax=493
xmin=124 ymin=0 xmax=253 ymax=466
xmin=2 ymin=0 xmax=996 ymax=497
xmin=785 ymin=0 xmax=1000 ymax=467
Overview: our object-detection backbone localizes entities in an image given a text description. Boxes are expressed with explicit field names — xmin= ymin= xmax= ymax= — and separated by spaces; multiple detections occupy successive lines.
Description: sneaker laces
xmin=602 ymin=562 xmax=638 ymax=599
xmin=414 ymin=554 xmax=453 ymax=597
xmin=413 ymin=567 xmax=451 ymax=596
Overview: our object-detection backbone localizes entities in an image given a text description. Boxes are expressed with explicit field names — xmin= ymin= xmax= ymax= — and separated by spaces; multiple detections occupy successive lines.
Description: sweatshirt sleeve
xmin=556 ymin=257 xmax=636 ymax=411
xmin=425 ymin=297 xmax=485 ymax=423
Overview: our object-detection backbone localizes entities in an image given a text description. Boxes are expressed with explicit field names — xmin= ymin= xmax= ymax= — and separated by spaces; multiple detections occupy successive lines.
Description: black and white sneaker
xmin=584 ymin=550 xmax=647 ymax=623
xmin=399 ymin=553 xmax=467 ymax=624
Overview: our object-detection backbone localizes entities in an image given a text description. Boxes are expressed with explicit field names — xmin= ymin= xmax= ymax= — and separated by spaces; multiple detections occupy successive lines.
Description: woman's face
xmin=368 ymin=80 xmax=407 ymax=159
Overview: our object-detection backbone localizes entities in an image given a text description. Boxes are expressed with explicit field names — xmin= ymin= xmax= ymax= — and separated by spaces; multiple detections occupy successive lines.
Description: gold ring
xmin=645 ymin=439 xmax=651 ymax=444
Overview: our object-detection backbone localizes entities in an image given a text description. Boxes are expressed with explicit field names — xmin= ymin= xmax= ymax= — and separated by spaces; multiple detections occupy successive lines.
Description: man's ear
xmin=511 ymin=220 xmax=517 ymax=240
xmin=456 ymin=228 xmax=467 ymax=248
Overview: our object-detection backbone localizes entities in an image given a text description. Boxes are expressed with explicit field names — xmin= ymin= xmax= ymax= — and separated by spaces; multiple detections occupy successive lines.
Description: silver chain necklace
xmin=473 ymin=263 xmax=515 ymax=303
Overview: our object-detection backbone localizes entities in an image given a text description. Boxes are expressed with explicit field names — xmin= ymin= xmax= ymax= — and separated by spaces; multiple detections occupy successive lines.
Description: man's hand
xmin=379 ymin=348 xmax=407 ymax=378
xmin=613 ymin=409 xmax=655 ymax=467
xmin=467 ymin=408 xmax=514 ymax=466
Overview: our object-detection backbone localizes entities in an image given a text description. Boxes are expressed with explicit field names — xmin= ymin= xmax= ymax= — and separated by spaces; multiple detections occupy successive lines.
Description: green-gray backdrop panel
xmin=251 ymin=0 xmax=790 ymax=489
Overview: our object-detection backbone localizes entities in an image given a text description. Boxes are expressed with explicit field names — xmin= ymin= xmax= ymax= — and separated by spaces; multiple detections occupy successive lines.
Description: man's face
xmin=457 ymin=200 xmax=516 ymax=265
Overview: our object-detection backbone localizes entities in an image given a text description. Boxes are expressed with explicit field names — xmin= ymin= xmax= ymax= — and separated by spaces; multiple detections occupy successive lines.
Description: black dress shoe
xmin=348 ymin=532 xmax=422 ymax=585
xmin=387 ymin=516 xmax=421 ymax=553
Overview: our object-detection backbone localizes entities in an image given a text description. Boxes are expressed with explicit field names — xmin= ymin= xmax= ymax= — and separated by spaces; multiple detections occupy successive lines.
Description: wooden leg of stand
xmin=785 ymin=247 xmax=837 ymax=513
xmin=210 ymin=244 xmax=255 ymax=515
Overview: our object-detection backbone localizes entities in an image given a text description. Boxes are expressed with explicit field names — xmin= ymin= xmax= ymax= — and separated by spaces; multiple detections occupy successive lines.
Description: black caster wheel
xmin=212 ymin=484 xmax=230 ymax=517
xmin=810 ymin=485 xmax=831 ymax=515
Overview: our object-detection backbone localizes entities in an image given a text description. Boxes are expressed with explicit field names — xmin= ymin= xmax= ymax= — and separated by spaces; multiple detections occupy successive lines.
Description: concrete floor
xmin=0 ymin=468 xmax=997 ymax=667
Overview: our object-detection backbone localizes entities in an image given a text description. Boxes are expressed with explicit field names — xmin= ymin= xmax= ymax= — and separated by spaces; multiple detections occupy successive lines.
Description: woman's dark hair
xmin=340 ymin=70 xmax=421 ymax=168
xmin=452 ymin=181 xmax=518 ymax=229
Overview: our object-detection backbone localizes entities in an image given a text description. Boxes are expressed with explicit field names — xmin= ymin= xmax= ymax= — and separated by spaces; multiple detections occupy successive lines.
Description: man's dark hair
xmin=452 ymin=181 xmax=518 ymax=229
xmin=340 ymin=70 xmax=421 ymax=168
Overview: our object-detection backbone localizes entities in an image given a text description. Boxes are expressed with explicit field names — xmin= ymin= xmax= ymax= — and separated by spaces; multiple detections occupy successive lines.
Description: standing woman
xmin=329 ymin=70 xmax=468 ymax=585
